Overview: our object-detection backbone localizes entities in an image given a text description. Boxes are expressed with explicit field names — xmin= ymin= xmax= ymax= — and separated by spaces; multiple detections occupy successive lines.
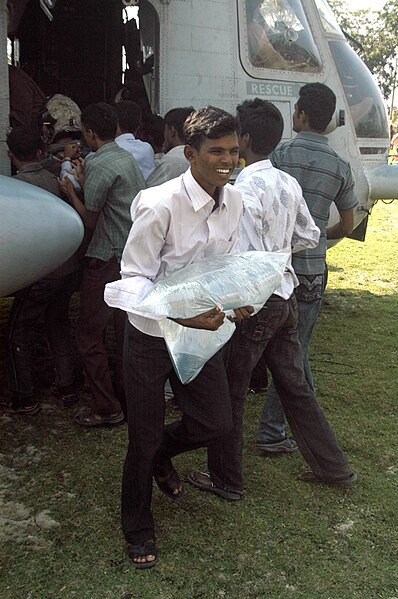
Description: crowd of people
xmin=2 ymin=81 xmax=358 ymax=569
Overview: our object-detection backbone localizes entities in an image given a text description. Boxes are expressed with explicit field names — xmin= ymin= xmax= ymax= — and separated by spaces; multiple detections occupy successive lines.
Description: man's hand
xmin=227 ymin=305 xmax=255 ymax=322
xmin=171 ymin=306 xmax=225 ymax=331
xmin=58 ymin=176 xmax=75 ymax=199
xmin=68 ymin=157 xmax=85 ymax=187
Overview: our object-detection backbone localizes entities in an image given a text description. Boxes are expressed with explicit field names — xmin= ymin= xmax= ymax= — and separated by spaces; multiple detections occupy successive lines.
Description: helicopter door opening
xmin=120 ymin=0 xmax=159 ymax=115
xmin=240 ymin=0 xmax=322 ymax=75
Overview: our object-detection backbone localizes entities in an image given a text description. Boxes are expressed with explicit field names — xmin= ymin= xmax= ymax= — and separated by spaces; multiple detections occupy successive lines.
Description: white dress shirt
xmin=146 ymin=145 xmax=189 ymax=187
xmin=105 ymin=167 xmax=243 ymax=337
xmin=234 ymin=159 xmax=320 ymax=299
xmin=115 ymin=133 xmax=156 ymax=179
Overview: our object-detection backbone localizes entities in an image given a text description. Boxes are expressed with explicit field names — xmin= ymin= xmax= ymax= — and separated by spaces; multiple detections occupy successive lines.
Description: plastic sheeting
xmin=136 ymin=251 xmax=289 ymax=383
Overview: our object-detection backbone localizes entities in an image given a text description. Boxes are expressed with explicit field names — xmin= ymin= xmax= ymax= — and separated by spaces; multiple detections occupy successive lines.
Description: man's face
xmin=186 ymin=133 xmax=239 ymax=197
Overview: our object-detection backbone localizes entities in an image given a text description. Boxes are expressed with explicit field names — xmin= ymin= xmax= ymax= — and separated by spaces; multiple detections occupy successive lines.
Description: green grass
xmin=1 ymin=201 xmax=397 ymax=599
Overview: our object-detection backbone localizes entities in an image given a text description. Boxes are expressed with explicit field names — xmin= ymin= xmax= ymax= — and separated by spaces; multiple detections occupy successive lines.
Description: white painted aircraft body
xmin=0 ymin=0 xmax=397 ymax=294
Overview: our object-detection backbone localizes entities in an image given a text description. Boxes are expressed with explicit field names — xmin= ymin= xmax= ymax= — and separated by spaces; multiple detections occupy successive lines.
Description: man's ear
xmin=184 ymin=144 xmax=196 ymax=163
xmin=240 ymin=132 xmax=251 ymax=149
xmin=299 ymin=110 xmax=309 ymax=125
xmin=167 ymin=124 xmax=177 ymax=140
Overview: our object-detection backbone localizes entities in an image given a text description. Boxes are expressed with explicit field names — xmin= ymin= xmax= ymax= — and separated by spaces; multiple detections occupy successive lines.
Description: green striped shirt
xmin=84 ymin=142 xmax=145 ymax=261
xmin=270 ymin=132 xmax=357 ymax=275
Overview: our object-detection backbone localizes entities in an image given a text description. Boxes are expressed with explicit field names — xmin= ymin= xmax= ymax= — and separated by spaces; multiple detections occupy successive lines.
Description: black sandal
xmin=127 ymin=540 xmax=158 ymax=569
xmin=153 ymin=460 xmax=184 ymax=502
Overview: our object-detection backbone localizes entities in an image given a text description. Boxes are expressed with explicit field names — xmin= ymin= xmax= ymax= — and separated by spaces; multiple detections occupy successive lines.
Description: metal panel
xmin=0 ymin=0 xmax=10 ymax=176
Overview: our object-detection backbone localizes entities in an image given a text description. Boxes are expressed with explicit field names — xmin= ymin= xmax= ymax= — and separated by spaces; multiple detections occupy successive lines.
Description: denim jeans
xmin=206 ymin=294 xmax=351 ymax=493
xmin=122 ymin=323 xmax=232 ymax=545
xmin=257 ymin=274 xmax=324 ymax=444
xmin=6 ymin=272 xmax=78 ymax=407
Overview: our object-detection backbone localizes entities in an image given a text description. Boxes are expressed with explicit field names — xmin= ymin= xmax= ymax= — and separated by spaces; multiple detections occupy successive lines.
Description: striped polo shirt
xmin=270 ymin=131 xmax=358 ymax=275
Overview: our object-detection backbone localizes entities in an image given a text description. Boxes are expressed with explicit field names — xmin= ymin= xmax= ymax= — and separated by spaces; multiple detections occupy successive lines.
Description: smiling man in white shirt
xmin=105 ymin=106 xmax=253 ymax=569
xmin=188 ymin=99 xmax=357 ymax=502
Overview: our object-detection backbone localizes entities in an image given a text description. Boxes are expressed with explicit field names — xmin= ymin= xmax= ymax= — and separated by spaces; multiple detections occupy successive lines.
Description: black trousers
xmin=121 ymin=322 xmax=232 ymax=545
xmin=77 ymin=257 xmax=126 ymax=416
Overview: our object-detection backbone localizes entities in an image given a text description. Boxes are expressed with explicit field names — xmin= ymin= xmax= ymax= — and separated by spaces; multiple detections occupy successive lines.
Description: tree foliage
xmin=327 ymin=0 xmax=398 ymax=100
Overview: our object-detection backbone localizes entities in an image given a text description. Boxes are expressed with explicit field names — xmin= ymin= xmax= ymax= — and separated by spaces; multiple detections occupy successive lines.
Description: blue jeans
xmin=206 ymin=294 xmax=351 ymax=493
xmin=257 ymin=275 xmax=324 ymax=443
xmin=6 ymin=273 xmax=78 ymax=407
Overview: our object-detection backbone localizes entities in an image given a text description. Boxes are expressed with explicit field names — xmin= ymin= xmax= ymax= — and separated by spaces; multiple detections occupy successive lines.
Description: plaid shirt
xmin=84 ymin=142 xmax=145 ymax=261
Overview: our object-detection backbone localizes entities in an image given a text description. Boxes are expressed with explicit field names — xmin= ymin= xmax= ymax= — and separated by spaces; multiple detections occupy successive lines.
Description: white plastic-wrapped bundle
xmin=135 ymin=251 xmax=289 ymax=383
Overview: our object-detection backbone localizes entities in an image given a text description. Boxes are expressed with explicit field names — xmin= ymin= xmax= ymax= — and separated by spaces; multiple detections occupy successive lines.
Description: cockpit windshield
xmin=314 ymin=0 xmax=345 ymax=38
xmin=243 ymin=0 xmax=322 ymax=72
xmin=329 ymin=41 xmax=389 ymax=139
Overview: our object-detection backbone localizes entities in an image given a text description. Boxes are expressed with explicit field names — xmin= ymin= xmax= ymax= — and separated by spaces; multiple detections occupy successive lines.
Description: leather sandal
xmin=153 ymin=460 xmax=184 ymax=502
xmin=187 ymin=471 xmax=242 ymax=501
xmin=74 ymin=410 xmax=124 ymax=427
xmin=127 ymin=540 xmax=158 ymax=569
xmin=298 ymin=470 xmax=357 ymax=486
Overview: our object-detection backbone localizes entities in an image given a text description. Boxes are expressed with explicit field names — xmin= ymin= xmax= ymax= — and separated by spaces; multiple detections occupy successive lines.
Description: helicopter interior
xmin=6 ymin=0 xmax=389 ymax=144
xmin=245 ymin=0 xmax=322 ymax=71
xmin=7 ymin=0 xmax=157 ymax=114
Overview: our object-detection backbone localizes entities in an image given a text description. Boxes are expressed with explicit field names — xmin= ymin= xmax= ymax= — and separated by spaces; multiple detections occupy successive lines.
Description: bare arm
xmin=327 ymin=208 xmax=355 ymax=240
xmin=171 ymin=307 xmax=226 ymax=330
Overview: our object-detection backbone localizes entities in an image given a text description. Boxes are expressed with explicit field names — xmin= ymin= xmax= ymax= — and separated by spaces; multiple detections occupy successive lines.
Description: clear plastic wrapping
xmin=136 ymin=251 xmax=289 ymax=383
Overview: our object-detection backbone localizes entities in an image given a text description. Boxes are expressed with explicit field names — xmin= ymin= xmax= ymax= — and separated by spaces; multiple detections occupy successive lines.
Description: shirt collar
xmin=182 ymin=167 xmax=228 ymax=212
xmin=94 ymin=141 xmax=118 ymax=156
xmin=115 ymin=133 xmax=136 ymax=142
xmin=295 ymin=131 xmax=329 ymax=144
xmin=18 ymin=162 xmax=44 ymax=173
xmin=237 ymin=159 xmax=272 ymax=180
xmin=165 ymin=145 xmax=186 ymax=157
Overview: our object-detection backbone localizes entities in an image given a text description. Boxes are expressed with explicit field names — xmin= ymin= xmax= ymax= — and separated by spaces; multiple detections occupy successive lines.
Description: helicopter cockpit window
xmin=329 ymin=41 xmax=389 ymax=139
xmin=314 ymin=0 xmax=345 ymax=38
xmin=245 ymin=0 xmax=322 ymax=72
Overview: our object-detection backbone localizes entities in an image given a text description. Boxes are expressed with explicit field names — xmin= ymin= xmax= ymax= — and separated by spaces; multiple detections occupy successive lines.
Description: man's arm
xmin=326 ymin=208 xmax=355 ymax=240
xmin=291 ymin=189 xmax=320 ymax=252
xmin=59 ymin=177 xmax=99 ymax=232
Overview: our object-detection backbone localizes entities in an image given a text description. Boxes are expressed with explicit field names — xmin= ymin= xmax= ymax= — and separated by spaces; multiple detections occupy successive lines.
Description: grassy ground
xmin=0 ymin=201 xmax=397 ymax=599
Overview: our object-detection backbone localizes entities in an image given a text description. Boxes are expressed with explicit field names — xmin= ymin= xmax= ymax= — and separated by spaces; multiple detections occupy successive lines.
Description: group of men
xmin=4 ymin=82 xmax=358 ymax=569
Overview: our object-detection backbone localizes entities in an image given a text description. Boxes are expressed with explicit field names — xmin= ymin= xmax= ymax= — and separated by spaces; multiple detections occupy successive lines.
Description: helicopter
xmin=0 ymin=0 xmax=397 ymax=294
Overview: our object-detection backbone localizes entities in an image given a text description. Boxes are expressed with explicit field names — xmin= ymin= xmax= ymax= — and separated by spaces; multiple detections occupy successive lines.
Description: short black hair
xmin=7 ymin=127 xmax=44 ymax=161
xmin=297 ymin=83 xmax=336 ymax=132
xmin=142 ymin=114 xmax=165 ymax=147
xmin=115 ymin=100 xmax=142 ymax=134
xmin=184 ymin=106 xmax=240 ymax=150
xmin=237 ymin=98 xmax=283 ymax=155
xmin=164 ymin=107 xmax=195 ymax=140
xmin=81 ymin=102 xmax=117 ymax=140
